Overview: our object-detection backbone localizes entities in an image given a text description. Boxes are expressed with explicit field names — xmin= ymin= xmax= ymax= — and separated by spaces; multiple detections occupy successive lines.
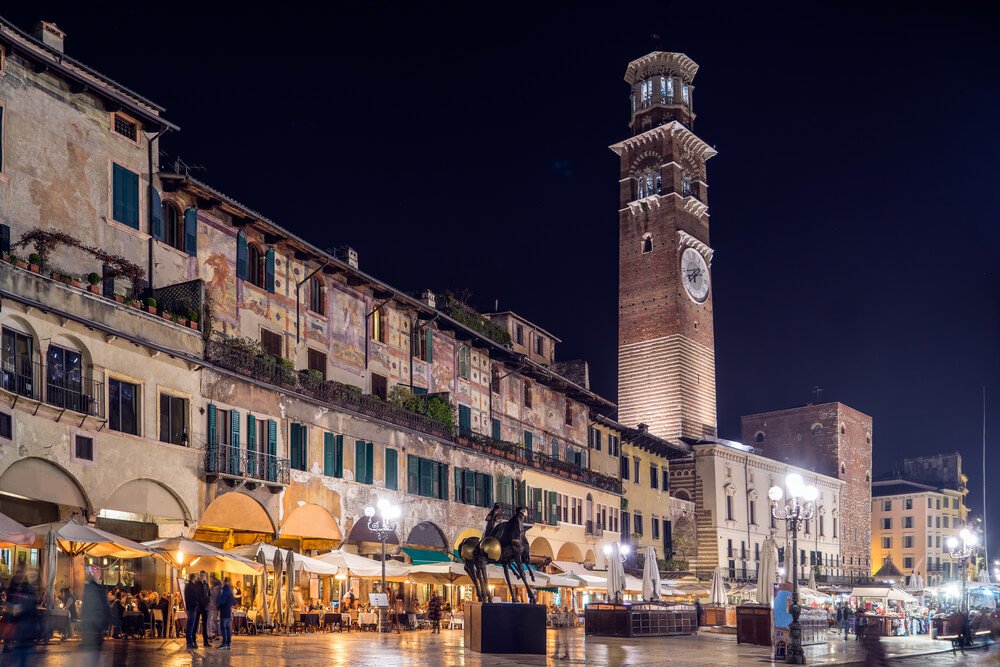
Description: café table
xmin=300 ymin=612 xmax=320 ymax=631
xmin=122 ymin=611 xmax=144 ymax=637
xmin=359 ymin=612 xmax=378 ymax=630
xmin=174 ymin=610 xmax=188 ymax=636
xmin=321 ymin=612 xmax=340 ymax=631
xmin=233 ymin=610 xmax=249 ymax=634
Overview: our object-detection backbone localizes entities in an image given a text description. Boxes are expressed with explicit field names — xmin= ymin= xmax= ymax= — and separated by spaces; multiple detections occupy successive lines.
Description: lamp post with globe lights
xmin=947 ymin=528 xmax=977 ymax=620
xmin=364 ymin=498 xmax=401 ymax=632
xmin=602 ymin=542 xmax=631 ymax=563
xmin=769 ymin=473 xmax=818 ymax=665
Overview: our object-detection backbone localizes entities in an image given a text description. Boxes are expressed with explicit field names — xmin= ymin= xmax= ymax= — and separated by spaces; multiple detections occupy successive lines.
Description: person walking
xmin=208 ymin=575 xmax=222 ymax=641
xmin=7 ymin=566 xmax=39 ymax=667
xmin=428 ymin=592 xmax=442 ymax=634
xmin=197 ymin=571 xmax=211 ymax=648
xmin=842 ymin=605 xmax=854 ymax=640
xmin=80 ymin=567 xmax=111 ymax=667
xmin=217 ymin=578 xmax=235 ymax=650
xmin=183 ymin=573 xmax=201 ymax=649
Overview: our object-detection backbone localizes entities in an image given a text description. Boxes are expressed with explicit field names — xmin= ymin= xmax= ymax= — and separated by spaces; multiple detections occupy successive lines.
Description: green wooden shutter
xmin=335 ymin=435 xmax=343 ymax=478
xmin=458 ymin=405 xmax=471 ymax=434
xmin=324 ymin=432 xmax=335 ymax=476
xmin=230 ymin=410 xmax=241 ymax=474
xmin=548 ymin=491 xmax=558 ymax=525
xmin=464 ymin=469 xmax=475 ymax=505
xmin=207 ymin=404 xmax=217 ymax=471
xmin=236 ymin=233 xmax=248 ymax=280
xmin=385 ymin=448 xmax=398 ymax=490
xmin=408 ymin=455 xmax=419 ymax=494
xmin=112 ymin=164 xmax=125 ymax=224
xmin=184 ymin=207 xmax=198 ymax=256
xmin=454 ymin=468 xmax=462 ymax=502
xmin=424 ymin=329 xmax=433 ymax=363
xmin=123 ymin=168 xmax=139 ymax=229
xmin=355 ymin=440 xmax=367 ymax=484
xmin=267 ymin=419 xmax=277 ymax=482
xmin=365 ymin=441 xmax=374 ymax=484
xmin=247 ymin=414 xmax=257 ymax=477
xmin=491 ymin=418 xmax=500 ymax=441
xmin=516 ymin=480 xmax=526 ymax=507
xmin=150 ymin=188 xmax=162 ymax=239
xmin=485 ymin=475 xmax=493 ymax=507
xmin=440 ymin=463 xmax=449 ymax=500
xmin=524 ymin=431 xmax=532 ymax=453
xmin=264 ymin=247 xmax=275 ymax=293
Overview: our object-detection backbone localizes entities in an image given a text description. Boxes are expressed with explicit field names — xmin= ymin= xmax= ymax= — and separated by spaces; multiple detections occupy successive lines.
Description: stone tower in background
xmin=613 ymin=51 xmax=717 ymax=442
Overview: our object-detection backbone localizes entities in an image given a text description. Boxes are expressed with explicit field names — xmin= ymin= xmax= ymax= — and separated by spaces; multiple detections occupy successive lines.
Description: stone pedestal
xmin=463 ymin=602 xmax=546 ymax=654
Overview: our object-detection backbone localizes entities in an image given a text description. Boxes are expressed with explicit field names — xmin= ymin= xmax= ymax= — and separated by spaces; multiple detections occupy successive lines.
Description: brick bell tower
xmin=612 ymin=51 xmax=718 ymax=442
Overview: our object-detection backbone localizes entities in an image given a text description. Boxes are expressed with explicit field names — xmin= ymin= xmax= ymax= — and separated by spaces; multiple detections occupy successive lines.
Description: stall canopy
xmin=851 ymin=585 xmax=916 ymax=603
xmin=401 ymin=547 xmax=451 ymax=565
xmin=228 ymin=543 xmax=338 ymax=576
xmin=31 ymin=519 xmax=152 ymax=559
xmin=144 ymin=537 xmax=263 ymax=576
xmin=315 ymin=550 xmax=410 ymax=580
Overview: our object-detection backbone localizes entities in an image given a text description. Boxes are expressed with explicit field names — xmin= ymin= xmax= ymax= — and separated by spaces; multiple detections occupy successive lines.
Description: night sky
xmin=8 ymin=4 xmax=1000 ymax=552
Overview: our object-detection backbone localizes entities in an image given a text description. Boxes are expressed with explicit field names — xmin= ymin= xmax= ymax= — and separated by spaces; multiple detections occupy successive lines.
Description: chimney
xmin=420 ymin=290 xmax=436 ymax=309
xmin=32 ymin=21 xmax=66 ymax=53
xmin=637 ymin=423 xmax=649 ymax=433
xmin=334 ymin=246 xmax=359 ymax=269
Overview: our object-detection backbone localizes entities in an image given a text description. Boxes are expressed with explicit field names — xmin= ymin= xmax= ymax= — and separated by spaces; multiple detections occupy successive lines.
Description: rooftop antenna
xmin=171 ymin=156 xmax=206 ymax=177
xmin=810 ymin=386 xmax=824 ymax=404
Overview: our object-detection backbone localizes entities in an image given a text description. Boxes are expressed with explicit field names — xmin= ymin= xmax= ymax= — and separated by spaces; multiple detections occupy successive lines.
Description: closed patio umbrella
xmin=606 ymin=544 xmax=625 ymax=604
xmin=285 ymin=547 xmax=295 ymax=632
xmin=256 ymin=548 xmax=271 ymax=628
xmin=641 ymin=546 xmax=661 ymax=602
xmin=41 ymin=528 xmax=58 ymax=608
xmin=756 ymin=534 xmax=778 ymax=607
xmin=273 ymin=548 xmax=283 ymax=629
xmin=709 ymin=568 xmax=727 ymax=605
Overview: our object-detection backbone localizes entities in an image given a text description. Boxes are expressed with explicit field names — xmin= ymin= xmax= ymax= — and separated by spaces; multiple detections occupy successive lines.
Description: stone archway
xmin=0 ymin=457 xmax=90 ymax=524
xmin=195 ymin=492 xmax=276 ymax=547
xmin=530 ymin=537 xmax=554 ymax=561
xmin=280 ymin=503 xmax=342 ymax=552
xmin=406 ymin=522 xmax=448 ymax=550
xmin=556 ymin=542 xmax=584 ymax=563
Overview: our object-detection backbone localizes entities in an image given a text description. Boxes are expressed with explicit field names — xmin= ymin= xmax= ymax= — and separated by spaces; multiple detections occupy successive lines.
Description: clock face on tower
xmin=680 ymin=247 xmax=710 ymax=303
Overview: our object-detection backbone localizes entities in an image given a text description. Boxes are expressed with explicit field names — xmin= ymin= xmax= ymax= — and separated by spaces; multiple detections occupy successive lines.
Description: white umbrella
xmin=0 ymin=512 xmax=35 ymax=548
xmin=143 ymin=537 xmax=262 ymax=576
xmin=273 ymin=548 xmax=283 ymax=629
xmin=41 ymin=528 xmax=58 ymax=608
xmin=256 ymin=549 xmax=271 ymax=628
xmin=756 ymin=534 xmax=778 ymax=607
xmin=808 ymin=564 xmax=817 ymax=591
xmin=315 ymin=550 xmax=410 ymax=579
xmin=709 ymin=568 xmax=727 ymax=605
xmin=606 ymin=544 xmax=625 ymax=604
xmin=641 ymin=546 xmax=660 ymax=602
xmin=978 ymin=567 xmax=991 ymax=584
xmin=285 ymin=547 xmax=295 ymax=631
xmin=34 ymin=519 xmax=152 ymax=559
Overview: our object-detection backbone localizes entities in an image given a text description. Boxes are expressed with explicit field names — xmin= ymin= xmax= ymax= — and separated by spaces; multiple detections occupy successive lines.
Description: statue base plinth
xmin=463 ymin=602 xmax=546 ymax=654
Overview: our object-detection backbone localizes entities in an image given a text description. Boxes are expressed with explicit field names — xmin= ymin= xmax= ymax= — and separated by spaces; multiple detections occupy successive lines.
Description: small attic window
xmin=113 ymin=113 xmax=139 ymax=142
xmin=641 ymin=234 xmax=653 ymax=254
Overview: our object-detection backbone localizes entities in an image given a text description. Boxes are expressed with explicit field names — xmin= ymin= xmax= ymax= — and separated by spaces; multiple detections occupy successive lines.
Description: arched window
xmin=458 ymin=345 xmax=471 ymax=380
xmin=523 ymin=380 xmax=532 ymax=409
xmin=371 ymin=308 xmax=386 ymax=343
xmin=674 ymin=490 xmax=691 ymax=502
xmin=681 ymin=172 xmax=693 ymax=197
xmin=636 ymin=169 xmax=662 ymax=199
xmin=641 ymin=234 xmax=653 ymax=254
xmin=754 ymin=431 xmax=765 ymax=444
xmin=161 ymin=201 xmax=184 ymax=251
xmin=308 ymin=276 xmax=325 ymax=315
xmin=248 ymin=243 xmax=265 ymax=288
xmin=811 ymin=423 xmax=823 ymax=436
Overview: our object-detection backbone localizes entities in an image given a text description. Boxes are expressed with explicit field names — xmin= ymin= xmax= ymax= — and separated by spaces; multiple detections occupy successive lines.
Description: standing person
xmin=208 ymin=576 xmax=222 ymax=642
xmin=183 ymin=573 xmax=201 ymax=649
xmin=427 ymin=592 xmax=442 ymax=634
xmin=232 ymin=581 xmax=243 ymax=608
xmin=79 ymin=568 xmax=111 ymax=667
xmin=217 ymin=578 xmax=235 ymax=650
xmin=7 ymin=565 xmax=39 ymax=666
xmin=197 ymin=572 xmax=211 ymax=648
xmin=842 ymin=605 xmax=854 ymax=640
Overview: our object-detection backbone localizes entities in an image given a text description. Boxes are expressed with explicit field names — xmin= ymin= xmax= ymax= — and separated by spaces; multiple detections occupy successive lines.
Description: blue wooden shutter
xmin=236 ymin=233 xmax=248 ymax=280
xmin=424 ymin=329 xmax=433 ymax=363
xmin=150 ymin=188 xmax=162 ymax=239
xmin=264 ymin=247 xmax=275 ymax=293
xmin=267 ymin=419 xmax=277 ymax=481
xmin=324 ymin=432 xmax=335 ymax=477
xmin=230 ymin=410 xmax=241 ymax=474
xmin=123 ymin=168 xmax=139 ymax=229
xmin=335 ymin=435 xmax=343 ymax=478
xmin=385 ymin=448 xmax=398 ymax=490
xmin=355 ymin=440 xmax=367 ymax=484
xmin=184 ymin=208 xmax=198 ymax=256
xmin=365 ymin=441 xmax=374 ymax=484
xmin=247 ymin=414 xmax=257 ymax=477
xmin=207 ymin=404 xmax=217 ymax=471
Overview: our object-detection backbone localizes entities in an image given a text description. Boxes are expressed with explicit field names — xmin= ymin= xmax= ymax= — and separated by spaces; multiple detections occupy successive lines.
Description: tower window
xmin=682 ymin=84 xmax=690 ymax=104
xmin=161 ymin=201 xmax=185 ymax=252
xmin=663 ymin=76 xmax=674 ymax=101
xmin=681 ymin=173 xmax=693 ymax=197
xmin=308 ymin=276 xmax=325 ymax=315
xmin=639 ymin=80 xmax=653 ymax=108
xmin=641 ymin=234 xmax=653 ymax=254
xmin=636 ymin=170 xmax=662 ymax=199
xmin=112 ymin=113 xmax=139 ymax=142
xmin=754 ymin=431 xmax=764 ymax=444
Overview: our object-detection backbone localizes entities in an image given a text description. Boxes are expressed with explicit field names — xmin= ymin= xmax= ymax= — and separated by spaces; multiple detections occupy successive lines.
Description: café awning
xmin=228 ymin=543 xmax=338 ymax=576
xmin=402 ymin=547 xmax=451 ymax=565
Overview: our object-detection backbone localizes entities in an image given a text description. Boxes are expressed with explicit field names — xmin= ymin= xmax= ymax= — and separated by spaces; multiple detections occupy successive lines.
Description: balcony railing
xmin=207 ymin=339 xmax=453 ymax=440
xmin=205 ymin=442 xmax=289 ymax=487
xmin=455 ymin=431 xmax=623 ymax=494
xmin=585 ymin=520 xmax=604 ymax=538
xmin=1 ymin=356 xmax=104 ymax=417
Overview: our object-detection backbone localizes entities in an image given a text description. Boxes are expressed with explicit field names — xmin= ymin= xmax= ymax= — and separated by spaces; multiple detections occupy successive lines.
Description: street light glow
xmin=602 ymin=544 xmax=611 ymax=556
xmin=621 ymin=544 xmax=631 ymax=556
xmin=960 ymin=528 xmax=970 ymax=540
xmin=364 ymin=505 xmax=375 ymax=518
xmin=786 ymin=473 xmax=804 ymax=498
xmin=802 ymin=485 xmax=819 ymax=502
xmin=947 ymin=536 xmax=958 ymax=550
xmin=768 ymin=486 xmax=783 ymax=502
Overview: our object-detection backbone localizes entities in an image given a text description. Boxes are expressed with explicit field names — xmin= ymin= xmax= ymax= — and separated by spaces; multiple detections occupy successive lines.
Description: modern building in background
xmin=742 ymin=402 xmax=873 ymax=582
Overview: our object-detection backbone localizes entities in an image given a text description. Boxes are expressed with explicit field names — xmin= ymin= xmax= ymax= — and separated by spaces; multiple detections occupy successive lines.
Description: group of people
xmin=182 ymin=571 xmax=236 ymax=651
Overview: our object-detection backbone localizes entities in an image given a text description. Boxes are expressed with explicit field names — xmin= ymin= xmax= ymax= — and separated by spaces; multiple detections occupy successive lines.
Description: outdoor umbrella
xmin=407 ymin=562 xmax=473 ymax=585
xmin=315 ymin=550 xmax=410 ymax=580
xmin=756 ymin=534 xmax=778 ymax=607
xmin=229 ymin=543 xmax=338 ymax=576
xmin=808 ymin=563 xmax=817 ymax=591
xmin=285 ymin=547 xmax=295 ymax=632
xmin=143 ymin=537 xmax=262 ymax=576
xmin=606 ymin=543 xmax=625 ymax=604
xmin=41 ymin=528 xmax=58 ymax=608
xmin=256 ymin=548 xmax=271 ymax=628
xmin=978 ymin=567 xmax=992 ymax=584
xmin=32 ymin=519 xmax=152 ymax=559
xmin=273 ymin=548 xmax=283 ymax=629
xmin=641 ymin=546 xmax=661 ymax=602
xmin=709 ymin=568 xmax=727 ymax=605
xmin=0 ymin=512 xmax=35 ymax=548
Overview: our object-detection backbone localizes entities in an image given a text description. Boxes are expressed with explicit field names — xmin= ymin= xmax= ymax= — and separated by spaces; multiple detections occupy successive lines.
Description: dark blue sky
xmin=10 ymin=2 xmax=1000 ymax=551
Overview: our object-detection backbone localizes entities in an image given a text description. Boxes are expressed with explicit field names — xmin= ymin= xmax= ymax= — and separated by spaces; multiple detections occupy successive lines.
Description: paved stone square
xmin=4 ymin=628 xmax=991 ymax=666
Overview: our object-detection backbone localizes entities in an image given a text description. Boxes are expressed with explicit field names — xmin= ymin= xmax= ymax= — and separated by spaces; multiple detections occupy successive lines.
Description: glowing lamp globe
xmin=621 ymin=544 xmax=630 ymax=556
xmin=786 ymin=473 xmax=804 ymax=498
xmin=768 ymin=486 xmax=784 ymax=502
xmin=602 ymin=544 xmax=612 ymax=556
xmin=802 ymin=485 xmax=819 ymax=502
xmin=967 ymin=533 xmax=978 ymax=546
xmin=364 ymin=506 xmax=375 ymax=518
xmin=946 ymin=536 xmax=958 ymax=550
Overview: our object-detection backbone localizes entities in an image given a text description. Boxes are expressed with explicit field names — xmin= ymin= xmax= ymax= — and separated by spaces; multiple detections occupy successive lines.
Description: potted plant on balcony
xmin=10 ymin=255 xmax=27 ymax=269
xmin=174 ymin=312 xmax=187 ymax=327
xmin=87 ymin=272 xmax=101 ymax=294
xmin=27 ymin=253 xmax=41 ymax=273
xmin=160 ymin=308 xmax=174 ymax=321
xmin=129 ymin=296 xmax=142 ymax=309
xmin=185 ymin=308 xmax=200 ymax=330
xmin=113 ymin=291 xmax=126 ymax=304
xmin=143 ymin=297 xmax=157 ymax=314
xmin=68 ymin=274 xmax=83 ymax=288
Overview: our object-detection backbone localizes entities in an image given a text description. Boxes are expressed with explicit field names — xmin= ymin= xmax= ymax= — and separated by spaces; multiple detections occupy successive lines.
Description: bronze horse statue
xmin=460 ymin=504 xmax=537 ymax=604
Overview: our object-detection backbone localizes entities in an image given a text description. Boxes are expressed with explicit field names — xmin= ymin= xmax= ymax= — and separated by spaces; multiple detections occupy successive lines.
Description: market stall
xmin=850 ymin=584 xmax=917 ymax=637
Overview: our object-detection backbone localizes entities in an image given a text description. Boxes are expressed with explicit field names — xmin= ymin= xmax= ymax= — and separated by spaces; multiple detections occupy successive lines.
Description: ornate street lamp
xmin=602 ymin=542 xmax=631 ymax=563
xmin=769 ymin=473 xmax=817 ymax=665
xmin=946 ymin=527 xmax=978 ymax=644
xmin=364 ymin=498 xmax=401 ymax=633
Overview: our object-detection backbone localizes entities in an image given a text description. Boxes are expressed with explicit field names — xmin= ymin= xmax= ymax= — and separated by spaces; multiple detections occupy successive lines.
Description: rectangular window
xmin=323 ymin=433 xmax=344 ymax=478
xmin=564 ymin=401 xmax=573 ymax=426
xmin=371 ymin=373 xmax=387 ymax=400
xmin=307 ymin=349 xmax=327 ymax=380
xmin=942 ymin=515 xmax=949 ymax=528
xmin=650 ymin=464 xmax=658 ymax=489
xmin=726 ymin=495 xmax=734 ymax=521
xmin=620 ymin=455 xmax=629 ymax=480
xmin=1 ymin=327 xmax=32 ymax=399
xmin=385 ymin=448 xmax=398 ymax=490
xmin=108 ymin=378 xmax=139 ymax=435
xmin=458 ymin=346 xmax=471 ymax=380
xmin=634 ymin=514 xmax=643 ymax=537
xmin=523 ymin=430 xmax=533 ymax=453
xmin=261 ymin=329 xmax=282 ymax=358
xmin=749 ymin=500 xmax=756 ymax=526
xmin=515 ymin=324 xmax=524 ymax=345
xmin=158 ymin=394 xmax=188 ymax=446
xmin=589 ymin=427 xmax=601 ymax=451
xmin=903 ymin=536 xmax=913 ymax=549
xmin=904 ymin=498 xmax=913 ymax=510
xmin=881 ymin=537 xmax=891 ymax=549
xmin=928 ymin=498 xmax=933 ymax=509
xmin=882 ymin=518 xmax=892 ymax=530
xmin=652 ymin=516 xmax=660 ymax=540
xmin=928 ymin=516 xmax=932 ymax=528
xmin=523 ymin=381 xmax=532 ymax=409
xmin=454 ymin=468 xmax=493 ymax=508
xmin=0 ymin=104 xmax=4 ymax=174
xmin=903 ymin=556 xmax=913 ymax=569
xmin=408 ymin=455 xmax=447 ymax=500
xmin=75 ymin=434 xmax=93 ymax=461
xmin=458 ymin=404 xmax=472 ymax=435
xmin=661 ymin=468 xmax=669 ymax=492
xmin=113 ymin=113 xmax=138 ymax=141
xmin=819 ymin=515 xmax=824 ymax=536
xmin=111 ymin=163 xmax=140 ymax=229
xmin=833 ymin=517 xmax=838 ymax=537
xmin=903 ymin=516 xmax=913 ymax=529
xmin=608 ymin=435 xmax=619 ymax=457
xmin=355 ymin=440 xmax=374 ymax=484
xmin=535 ymin=336 xmax=545 ymax=356
xmin=290 ymin=423 xmax=308 ymax=471
xmin=0 ymin=412 xmax=10 ymax=440
xmin=633 ymin=457 xmax=640 ymax=485
xmin=621 ymin=511 xmax=630 ymax=537
xmin=882 ymin=500 xmax=892 ymax=512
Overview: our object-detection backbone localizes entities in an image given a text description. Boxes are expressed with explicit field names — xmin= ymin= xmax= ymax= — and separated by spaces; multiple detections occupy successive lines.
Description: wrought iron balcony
xmin=204 ymin=441 xmax=289 ymax=487
xmin=1 ymin=356 xmax=104 ymax=417
xmin=207 ymin=339 xmax=453 ymax=440
xmin=585 ymin=520 xmax=604 ymax=538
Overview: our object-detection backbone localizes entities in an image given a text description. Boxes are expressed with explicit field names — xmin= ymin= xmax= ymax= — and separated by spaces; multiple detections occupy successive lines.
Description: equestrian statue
xmin=459 ymin=503 xmax=537 ymax=604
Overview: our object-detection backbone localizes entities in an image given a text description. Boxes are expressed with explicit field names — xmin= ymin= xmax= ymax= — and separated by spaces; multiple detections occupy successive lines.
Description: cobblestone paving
xmin=2 ymin=628 xmax=989 ymax=666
